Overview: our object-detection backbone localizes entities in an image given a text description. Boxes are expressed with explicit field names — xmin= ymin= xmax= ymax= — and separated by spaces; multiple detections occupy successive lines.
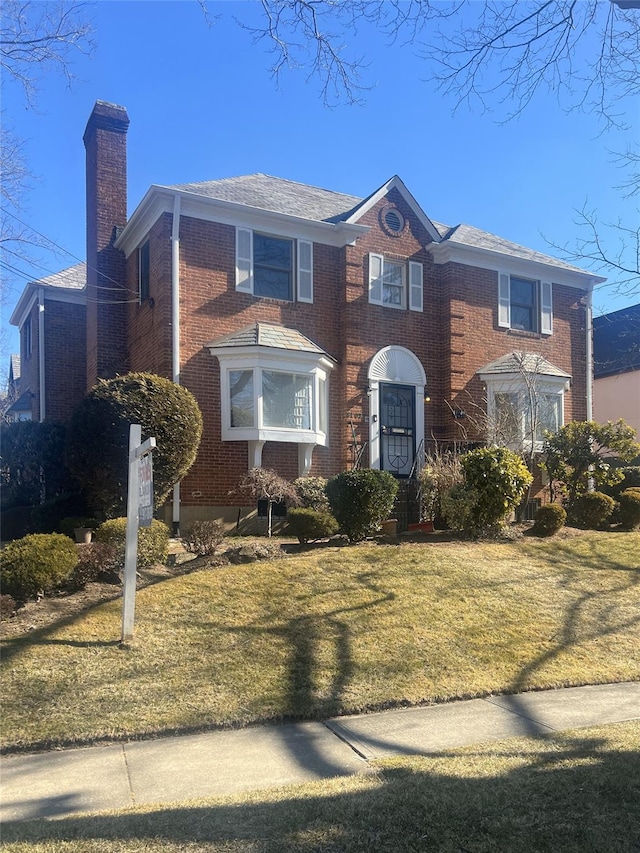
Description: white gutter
xmin=38 ymin=288 xmax=45 ymax=422
xmin=171 ymin=195 xmax=181 ymax=534
xmin=585 ymin=286 xmax=594 ymax=422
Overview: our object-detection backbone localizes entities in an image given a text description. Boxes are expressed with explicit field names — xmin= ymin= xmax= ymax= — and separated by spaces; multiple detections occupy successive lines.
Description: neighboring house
xmin=2 ymin=354 xmax=30 ymax=422
xmin=593 ymin=304 xmax=640 ymax=439
xmin=9 ymin=101 xmax=606 ymax=528
xmin=8 ymin=264 xmax=87 ymax=423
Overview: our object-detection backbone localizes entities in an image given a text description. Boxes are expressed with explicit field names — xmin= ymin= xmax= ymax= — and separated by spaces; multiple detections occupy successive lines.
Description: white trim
xmin=586 ymin=289 xmax=593 ymax=421
xmin=429 ymin=240 xmax=606 ymax=290
xmin=540 ymin=280 xmax=553 ymax=335
xmin=211 ymin=347 xmax=334 ymax=450
xmin=115 ymin=186 xmax=368 ymax=257
xmin=171 ymin=194 xmax=181 ymax=531
xmin=367 ymin=346 xmax=426 ymax=472
xmin=10 ymin=285 xmax=86 ymax=329
xmin=346 ymin=175 xmax=441 ymax=243
xmin=409 ymin=261 xmax=423 ymax=312
xmin=297 ymin=239 xmax=313 ymax=303
xmin=38 ymin=289 xmax=45 ymax=422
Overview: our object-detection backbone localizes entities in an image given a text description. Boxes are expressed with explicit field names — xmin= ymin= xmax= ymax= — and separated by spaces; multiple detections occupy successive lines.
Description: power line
xmin=2 ymin=210 xmax=140 ymax=296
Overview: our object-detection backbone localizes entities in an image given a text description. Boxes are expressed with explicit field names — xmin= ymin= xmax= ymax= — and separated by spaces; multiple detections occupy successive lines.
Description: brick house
xmin=7 ymin=264 xmax=86 ymax=423
xmin=9 ymin=100 xmax=606 ymax=527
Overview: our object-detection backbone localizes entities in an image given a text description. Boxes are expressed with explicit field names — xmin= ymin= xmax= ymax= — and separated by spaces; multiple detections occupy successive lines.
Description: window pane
xmin=538 ymin=394 xmax=560 ymax=439
xmin=495 ymin=392 xmax=521 ymax=443
xmin=263 ymin=371 xmax=312 ymax=429
xmin=230 ymin=370 xmax=254 ymax=427
xmin=510 ymin=277 xmax=537 ymax=331
xmin=382 ymin=261 xmax=404 ymax=306
xmin=254 ymin=234 xmax=292 ymax=300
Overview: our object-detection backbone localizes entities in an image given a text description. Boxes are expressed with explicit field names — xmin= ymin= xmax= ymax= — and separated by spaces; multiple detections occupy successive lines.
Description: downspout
xmin=38 ymin=288 xmax=45 ymax=422
xmin=171 ymin=194 xmax=181 ymax=535
xmin=585 ymin=286 xmax=594 ymax=422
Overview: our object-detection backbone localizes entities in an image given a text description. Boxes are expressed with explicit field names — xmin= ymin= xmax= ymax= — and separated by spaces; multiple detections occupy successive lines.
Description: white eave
xmin=10 ymin=283 xmax=86 ymax=329
xmin=115 ymin=185 xmax=370 ymax=257
xmin=428 ymin=239 xmax=607 ymax=290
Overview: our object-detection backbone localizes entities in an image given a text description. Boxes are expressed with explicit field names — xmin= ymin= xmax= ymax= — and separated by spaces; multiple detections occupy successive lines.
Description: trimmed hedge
xmin=531 ymin=503 xmax=566 ymax=537
xmin=287 ymin=507 xmax=339 ymax=543
xmin=1 ymin=533 xmax=78 ymax=601
xmin=94 ymin=518 xmax=170 ymax=568
xmin=568 ymin=491 xmax=616 ymax=529
xmin=618 ymin=488 xmax=640 ymax=530
xmin=326 ymin=470 xmax=398 ymax=543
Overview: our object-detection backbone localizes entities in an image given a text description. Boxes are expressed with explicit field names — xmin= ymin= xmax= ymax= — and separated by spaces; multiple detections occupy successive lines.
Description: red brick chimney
xmin=83 ymin=100 xmax=130 ymax=389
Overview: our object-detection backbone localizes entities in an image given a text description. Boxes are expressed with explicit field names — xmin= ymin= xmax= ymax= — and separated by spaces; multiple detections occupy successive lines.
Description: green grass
xmin=2 ymin=721 xmax=639 ymax=852
xmin=1 ymin=533 xmax=639 ymax=751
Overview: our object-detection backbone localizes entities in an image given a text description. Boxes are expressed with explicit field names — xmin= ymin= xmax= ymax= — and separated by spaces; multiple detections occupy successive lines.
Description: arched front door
xmin=368 ymin=346 xmax=426 ymax=478
xmin=379 ymin=383 xmax=415 ymax=477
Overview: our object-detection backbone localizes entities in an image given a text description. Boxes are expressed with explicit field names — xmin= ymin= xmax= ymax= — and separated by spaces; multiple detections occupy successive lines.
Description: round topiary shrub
xmin=94 ymin=518 xmax=170 ymax=569
xmin=531 ymin=503 xmax=567 ymax=537
xmin=326 ymin=469 xmax=399 ymax=543
xmin=181 ymin=520 xmax=226 ymax=555
xmin=66 ymin=373 xmax=203 ymax=517
xmin=568 ymin=491 xmax=616 ymax=529
xmin=1 ymin=533 xmax=79 ymax=601
xmin=617 ymin=488 xmax=640 ymax=530
xmin=287 ymin=507 xmax=339 ymax=543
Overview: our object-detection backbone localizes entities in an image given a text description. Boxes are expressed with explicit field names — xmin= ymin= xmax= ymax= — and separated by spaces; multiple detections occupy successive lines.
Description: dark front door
xmin=380 ymin=383 xmax=415 ymax=477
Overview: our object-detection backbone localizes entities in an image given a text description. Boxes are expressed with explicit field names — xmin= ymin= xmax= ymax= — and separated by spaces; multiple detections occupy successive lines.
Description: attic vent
xmin=382 ymin=207 xmax=405 ymax=234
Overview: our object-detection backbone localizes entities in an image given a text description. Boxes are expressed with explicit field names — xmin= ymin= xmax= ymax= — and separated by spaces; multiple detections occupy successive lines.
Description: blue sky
xmin=2 ymin=1 xmax=638 ymax=368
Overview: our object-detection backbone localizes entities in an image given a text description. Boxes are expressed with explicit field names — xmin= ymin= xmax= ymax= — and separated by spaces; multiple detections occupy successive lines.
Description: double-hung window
xmin=498 ymin=272 xmax=553 ymax=334
xmin=369 ymin=253 xmax=423 ymax=311
xmin=236 ymin=228 xmax=313 ymax=303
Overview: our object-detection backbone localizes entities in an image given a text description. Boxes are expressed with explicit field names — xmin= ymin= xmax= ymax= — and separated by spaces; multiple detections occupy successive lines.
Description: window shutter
xmin=369 ymin=253 xmax=384 ymax=304
xmin=297 ymin=240 xmax=313 ymax=303
xmin=236 ymin=228 xmax=253 ymax=293
xmin=409 ymin=261 xmax=423 ymax=312
xmin=540 ymin=280 xmax=553 ymax=334
xmin=498 ymin=272 xmax=511 ymax=328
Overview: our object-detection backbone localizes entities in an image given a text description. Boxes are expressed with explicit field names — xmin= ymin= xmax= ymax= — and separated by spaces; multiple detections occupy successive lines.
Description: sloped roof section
xmin=168 ymin=174 xmax=362 ymax=223
xmin=593 ymin=304 xmax=640 ymax=378
xmin=33 ymin=263 xmax=86 ymax=290
xmin=443 ymin=224 xmax=591 ymax=275
xmin=207 ymin=322 xmax=334 ymax=358
xmin=476 ymin=351 xmax=571 ymax=379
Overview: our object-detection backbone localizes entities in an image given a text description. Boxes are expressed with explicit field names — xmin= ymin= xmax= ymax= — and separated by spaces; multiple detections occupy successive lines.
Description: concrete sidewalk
xmin=1 ymin=682 xmax=638 ymax=823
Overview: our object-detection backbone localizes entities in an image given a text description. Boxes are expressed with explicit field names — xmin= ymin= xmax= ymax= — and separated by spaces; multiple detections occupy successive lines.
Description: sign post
xmin=122 ymin=424 xmax=156 ymax=643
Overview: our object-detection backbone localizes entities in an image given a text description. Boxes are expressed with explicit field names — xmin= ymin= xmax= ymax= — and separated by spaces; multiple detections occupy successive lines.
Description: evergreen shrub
xmin=326 ymin=469 xmax=399 ymax=542
xmin=1 ymin=533 xmax=78 ymax=601
xmin=287 ymin=507 xmax=339 ymax=543
xmin=618 ymin=488 xmax=640 ymax=530
xmin=568 ymin=491 xmax=616 ymax=529
xmin=95 ymin=518 xmax=170 ymax=568
xmin=293 ymin=477 xmax=330 ymax=511
xmin=531 ymin=503 xmax=566 ymax=537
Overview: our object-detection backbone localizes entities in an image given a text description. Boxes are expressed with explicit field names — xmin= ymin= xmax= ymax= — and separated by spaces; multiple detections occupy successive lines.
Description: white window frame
xmin=369 ymin=253 xmax=423 ymax=312
xmin=485 ymin=374 xmax=568 ymax=452
xmin=219 ymin=352 xmax=332 ymax=447
xmin=236 ymin=227 xmax=313 ymax=304
xmin=498 ymin=272 xmax=553 ymax=335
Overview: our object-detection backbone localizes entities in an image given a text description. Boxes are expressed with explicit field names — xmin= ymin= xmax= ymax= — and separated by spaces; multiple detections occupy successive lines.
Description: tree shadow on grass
xmin=2 ymin=734 xmax=639 ymax=851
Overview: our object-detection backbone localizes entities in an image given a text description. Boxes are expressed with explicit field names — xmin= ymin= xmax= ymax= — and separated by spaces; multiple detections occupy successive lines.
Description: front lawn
xmin=2 ymin=721 xmax=639 ymax=852
xmin=1 ymin=532 xmax=639 ymax=751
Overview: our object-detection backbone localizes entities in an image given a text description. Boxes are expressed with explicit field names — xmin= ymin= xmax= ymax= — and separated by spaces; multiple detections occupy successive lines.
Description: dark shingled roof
xmin=476 ymin=352 xmax=571 ymax=379
xmin=167 ymin=174 xmax=593 ymax=274
xmin=169 ymin=174 xmax=362 ymax=223
xmin=207 ymin=322 xmax=333 ymax=358
xmin=593 ymin=304 xmax=640 ymax=378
